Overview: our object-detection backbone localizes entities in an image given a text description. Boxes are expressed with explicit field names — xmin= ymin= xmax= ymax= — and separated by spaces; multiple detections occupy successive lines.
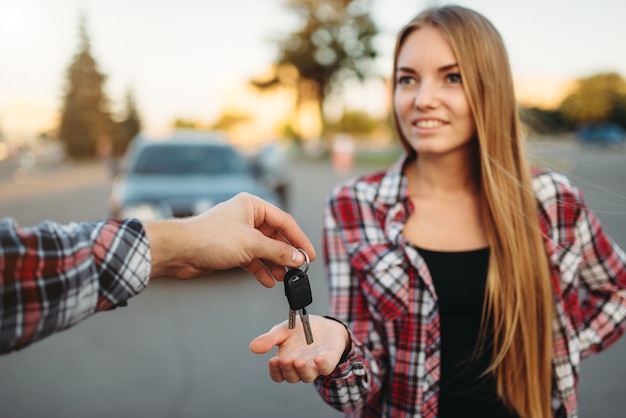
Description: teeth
xmin=416 ymin=120 xmax=443 ymax=129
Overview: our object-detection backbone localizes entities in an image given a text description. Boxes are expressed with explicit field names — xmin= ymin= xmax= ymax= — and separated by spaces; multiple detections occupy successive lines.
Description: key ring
xmin=297 ymin=248 xmax=310 ymax=274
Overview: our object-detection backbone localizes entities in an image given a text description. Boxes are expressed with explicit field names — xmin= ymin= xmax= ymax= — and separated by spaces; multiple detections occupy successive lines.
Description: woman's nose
xmin=414 ymin=82 xmax=438 ymax=109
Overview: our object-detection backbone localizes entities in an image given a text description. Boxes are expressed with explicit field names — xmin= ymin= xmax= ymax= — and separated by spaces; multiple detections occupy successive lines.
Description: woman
xmin=250 ymin=5 xmax=626 ymax=417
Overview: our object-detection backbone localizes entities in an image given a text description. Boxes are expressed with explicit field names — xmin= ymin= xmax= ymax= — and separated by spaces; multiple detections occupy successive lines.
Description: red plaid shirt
xmin=0 ymin=218 xmax=150 ymax=354
xmin=315 ymin=155 xmax=626 ymax=417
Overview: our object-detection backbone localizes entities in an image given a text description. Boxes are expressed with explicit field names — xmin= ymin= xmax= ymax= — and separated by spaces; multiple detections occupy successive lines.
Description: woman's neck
xmin=407 ymin=152 xmax=480 ymax=198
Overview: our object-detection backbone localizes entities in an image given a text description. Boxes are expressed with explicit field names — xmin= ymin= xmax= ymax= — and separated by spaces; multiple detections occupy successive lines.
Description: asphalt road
xmin=0 ymin=140 xmax=625 ymax=417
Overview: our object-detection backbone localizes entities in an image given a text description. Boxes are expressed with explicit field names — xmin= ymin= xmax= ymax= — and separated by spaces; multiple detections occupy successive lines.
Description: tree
xmin=326 ymin=109 xmax=381 ymax=136
xmin=58 ymin=17 xmax=113 ymax=159
xmin=209 ymin=111 xmax=251 ymax=131
xmin=519 ymin=106 xmax=568 ymax=134
xmin=558 ymin=72 xmax=626 ymax=127
xmin=255 ymin=0 xmax=378 ymax=137
xmin=113 ymin=88 xmax=141 ymax=156
xmin=173 ymin=118 xmax=200 ymax=130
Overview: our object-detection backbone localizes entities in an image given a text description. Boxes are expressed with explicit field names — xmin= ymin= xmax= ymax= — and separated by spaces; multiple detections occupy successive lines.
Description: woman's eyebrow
xmin=396 ymin=66 xmax=416 ymax=74
xmin=396 ymin=63 xmax=459 ymax=74
xmin=439 ymin=63 xmax=459 ymax=72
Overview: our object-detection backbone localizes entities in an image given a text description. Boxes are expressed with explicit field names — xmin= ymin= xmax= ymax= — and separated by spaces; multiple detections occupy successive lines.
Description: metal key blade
xmin=299 ymin=307 xmax=314 ymax=345
xmin=288 ymin=309 xmax=296 ymax=329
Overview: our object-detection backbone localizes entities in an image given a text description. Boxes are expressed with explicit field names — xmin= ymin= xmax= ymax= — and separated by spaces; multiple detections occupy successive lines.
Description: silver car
xmin=109 ymin=131 xmax=281 ymax=220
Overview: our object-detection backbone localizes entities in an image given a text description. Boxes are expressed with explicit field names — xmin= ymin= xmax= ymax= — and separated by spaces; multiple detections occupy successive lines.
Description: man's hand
xmin=144 ymin=193 xmax=316 ymax=286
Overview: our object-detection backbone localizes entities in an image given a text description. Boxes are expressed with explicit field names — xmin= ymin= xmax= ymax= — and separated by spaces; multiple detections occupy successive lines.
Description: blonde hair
xmin=392 ymin=6 xmax=554 ymax=418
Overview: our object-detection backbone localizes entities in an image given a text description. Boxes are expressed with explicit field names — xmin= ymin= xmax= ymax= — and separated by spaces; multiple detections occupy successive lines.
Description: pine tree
xmin=59 ymin=17 xmax=113 ymax=159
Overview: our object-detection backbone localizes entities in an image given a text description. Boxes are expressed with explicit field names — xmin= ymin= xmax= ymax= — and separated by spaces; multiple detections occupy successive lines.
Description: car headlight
xmin=120 ymin=204 xmax=171 ymax=221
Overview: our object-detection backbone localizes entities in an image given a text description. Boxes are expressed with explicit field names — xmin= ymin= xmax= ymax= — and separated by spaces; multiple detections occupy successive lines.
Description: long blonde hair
xmin=392 ymin=6 xmax=554 ymax=418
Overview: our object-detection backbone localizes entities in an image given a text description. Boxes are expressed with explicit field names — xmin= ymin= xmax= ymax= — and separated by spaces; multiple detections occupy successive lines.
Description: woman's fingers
xmin=268 ymin=354 xmax=321 ymax=383
xmin=251 ymin=316 xmax=351 ymax=383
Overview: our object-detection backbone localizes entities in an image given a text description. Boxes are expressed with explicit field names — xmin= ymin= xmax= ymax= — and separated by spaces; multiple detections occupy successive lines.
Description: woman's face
xmin=394 ymin=25 xmax=476 ymax=157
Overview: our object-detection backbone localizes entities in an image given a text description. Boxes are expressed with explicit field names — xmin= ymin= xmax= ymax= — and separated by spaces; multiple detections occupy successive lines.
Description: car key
xmin=283 ymin=248 xmax=310 ymax=332
xmin=284 ymin=249 xmax=314 ymax=344
xmin=284 ymin=267 xmax=314 ymax=345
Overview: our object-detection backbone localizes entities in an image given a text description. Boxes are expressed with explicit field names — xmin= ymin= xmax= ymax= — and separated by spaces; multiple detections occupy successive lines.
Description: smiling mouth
xmin=414 ymin=119 xmax=444 ymax=129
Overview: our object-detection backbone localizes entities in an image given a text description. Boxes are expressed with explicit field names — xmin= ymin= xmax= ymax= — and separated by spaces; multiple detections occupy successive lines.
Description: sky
xmin=1 ymin=0 xmax=625 ymax=141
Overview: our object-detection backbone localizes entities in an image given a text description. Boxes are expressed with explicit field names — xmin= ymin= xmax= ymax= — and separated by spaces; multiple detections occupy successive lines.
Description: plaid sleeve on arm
xmin=314 ymin=188 xmax=386 ymax=414
xmin=575 ymin=200 xmax=626 ymax=358
xmin=0 ymin=218 xmax=151 ymax=354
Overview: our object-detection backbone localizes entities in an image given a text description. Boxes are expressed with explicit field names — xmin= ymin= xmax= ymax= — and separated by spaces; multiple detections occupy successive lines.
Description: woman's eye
xmin=397 ymin=75 xmax=415 ymax=85
xmin=446 ymin=73 xmax=462 ymax=84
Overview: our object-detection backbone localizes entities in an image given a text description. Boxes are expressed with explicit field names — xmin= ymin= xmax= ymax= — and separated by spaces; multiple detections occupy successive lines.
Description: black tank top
xmin=416 ymin=246 xmax=519 ymax=418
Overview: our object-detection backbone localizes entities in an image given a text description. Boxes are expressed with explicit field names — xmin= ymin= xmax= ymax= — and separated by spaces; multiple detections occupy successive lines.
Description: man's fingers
xmin=254 ymin=198 xmax=316 ymax=262
xmin=245 ymin=259 xmax=277 ymax=288
xmin=255 ymin=235 xmax=307 ymax=269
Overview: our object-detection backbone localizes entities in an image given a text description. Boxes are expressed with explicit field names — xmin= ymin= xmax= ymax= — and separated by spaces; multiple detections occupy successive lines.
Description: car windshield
xmin=132 ymin=143 xmax=249 ymax=176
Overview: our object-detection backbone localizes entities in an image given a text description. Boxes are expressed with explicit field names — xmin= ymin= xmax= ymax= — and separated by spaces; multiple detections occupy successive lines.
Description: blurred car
xmin=109 ymin=131 xmax=282 ymax=220
xmin=577 ymin=122 xmax=625 ymax=148
xmin=252 ymin=142 xmax=291 ymax=209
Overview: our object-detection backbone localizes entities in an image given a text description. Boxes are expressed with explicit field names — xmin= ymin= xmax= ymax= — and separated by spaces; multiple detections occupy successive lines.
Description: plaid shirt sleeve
xmin=0 ymin=218 xmax=151 ymax=354
xmin=534 ymin=169 xmax=626 ymax=416
xmin=314 ymin=183 xmax=389 ymax=414
xmin=573 ymin=190 xmax=626 ymax=359
xmin=536 ymin=169 xmax=626 ymax=359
